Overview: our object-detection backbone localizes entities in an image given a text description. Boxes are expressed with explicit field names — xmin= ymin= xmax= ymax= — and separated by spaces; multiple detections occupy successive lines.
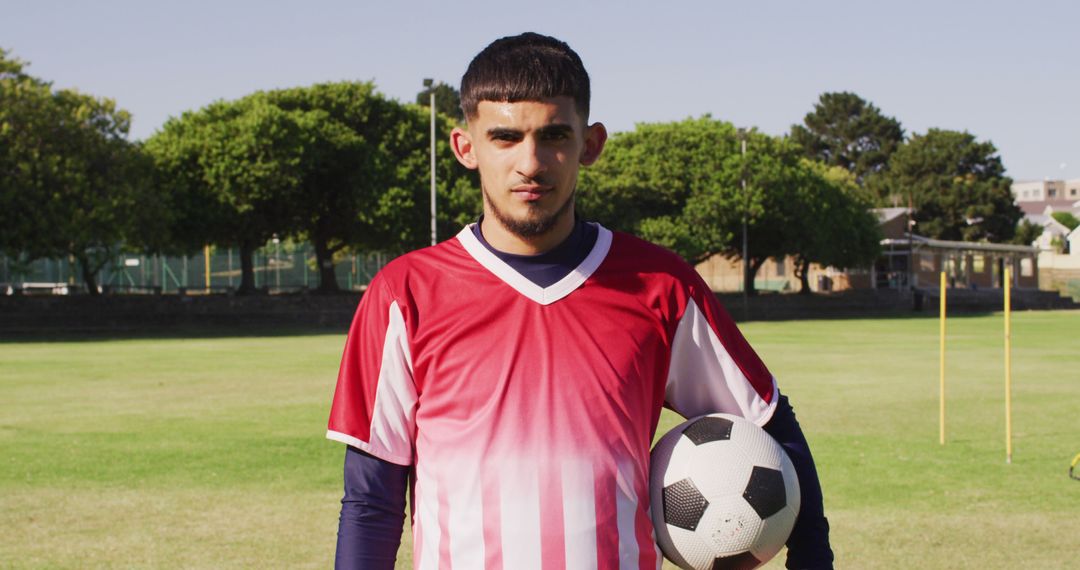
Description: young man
xmin=327 ymin=33 xmax=834 ymax=570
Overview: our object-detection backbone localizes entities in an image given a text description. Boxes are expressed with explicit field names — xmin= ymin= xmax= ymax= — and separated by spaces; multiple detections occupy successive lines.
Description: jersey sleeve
xmin=327 ymin=274 xmax=418 ymax=466
xmin=664 ymin=274 xmax=778 ymax=426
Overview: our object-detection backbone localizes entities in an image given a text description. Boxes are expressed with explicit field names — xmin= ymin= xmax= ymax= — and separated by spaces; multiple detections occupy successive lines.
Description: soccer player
xmin=327 ymin=32 xmax=834 ymax=569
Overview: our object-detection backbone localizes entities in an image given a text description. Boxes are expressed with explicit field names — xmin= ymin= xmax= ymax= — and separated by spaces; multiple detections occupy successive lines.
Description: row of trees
xmin=1 ymin=49 xmax=1026 ymax=296
xmin=1 ymin=50 xmax=481 ymax=294
xmin=580 ymin=118 xmax=880 ymax=294
xmin=1 ymin=49 xmax=161 ymax=292
xmin=145 ymin=82 xmax=480 ymax=293
xmin=791 ymin=92 xmax=1023 ymax=243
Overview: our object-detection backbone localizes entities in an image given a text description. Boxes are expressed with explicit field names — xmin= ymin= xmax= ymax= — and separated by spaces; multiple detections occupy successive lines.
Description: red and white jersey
xmin=327 ymin=223 xmax=778 ymax=570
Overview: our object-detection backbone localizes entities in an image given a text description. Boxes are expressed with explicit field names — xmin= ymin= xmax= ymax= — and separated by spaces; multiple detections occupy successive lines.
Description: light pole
xmin=424 ymin=78 xmax=437 ymax=246
xmin=272 ymin=234 xmax=281 ymax=290
xmin=738 ymin=128 xmax=749 ymax=320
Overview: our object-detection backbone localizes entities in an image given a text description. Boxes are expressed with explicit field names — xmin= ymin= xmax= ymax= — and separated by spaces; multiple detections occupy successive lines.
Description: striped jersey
xmin=327 ymin=223 xmax=778 ymax=570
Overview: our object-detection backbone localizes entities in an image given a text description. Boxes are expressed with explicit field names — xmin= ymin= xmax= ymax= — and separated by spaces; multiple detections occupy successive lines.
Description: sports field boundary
xmin=1 ymin=287 xmax=1075 ymax=338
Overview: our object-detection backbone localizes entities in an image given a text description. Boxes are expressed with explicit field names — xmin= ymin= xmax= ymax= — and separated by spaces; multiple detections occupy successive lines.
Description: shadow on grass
xmin=0 ymin=311 xmax=1012 ymax=344
xmin=0 ymin=324 xmax=348 ymax=344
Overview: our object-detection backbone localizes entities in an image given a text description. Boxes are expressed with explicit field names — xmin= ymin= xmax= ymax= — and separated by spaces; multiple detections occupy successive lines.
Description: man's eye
xmin=542 ymin=131 xmax=570 ymax=141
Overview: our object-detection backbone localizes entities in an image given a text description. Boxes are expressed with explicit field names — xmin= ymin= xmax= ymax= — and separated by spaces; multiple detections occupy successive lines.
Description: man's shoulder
xmin=372 ymin=237 xmax=471 ymax=288
xmin=605 ymin=229 xmax=702 ymax=281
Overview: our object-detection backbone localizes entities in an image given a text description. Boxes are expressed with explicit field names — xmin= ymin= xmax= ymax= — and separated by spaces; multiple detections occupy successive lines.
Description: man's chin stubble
xmin=484 ymin=188 xmax=575 ymax=239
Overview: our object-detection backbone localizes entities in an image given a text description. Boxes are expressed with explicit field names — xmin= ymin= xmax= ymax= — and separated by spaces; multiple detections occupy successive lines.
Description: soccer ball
xmin=650 ymin=413 xmax=800 ymax=570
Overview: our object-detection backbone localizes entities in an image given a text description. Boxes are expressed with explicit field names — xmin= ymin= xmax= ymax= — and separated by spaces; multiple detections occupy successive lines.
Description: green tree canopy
xmin=1051 ymin=211 xmax=1079 ymax=231
xmin=791 ymin=91 xmax=904 ymax=183
xmin=0 ymin=49 xmax=161 ymax=294
xmin=147 ymin=82 xmax=480 ymax=293
xmin=416 ymin=80 xmax=463 ymax=123
xmin=1011 ymin=219 xmax=1042 ymax=246
xmin=581 ymin=116 xmax=880 ymax=294
xmin=787 ymin=162 xmax=882 ymax=293
xmin=145 ymin=94 xmax=310 ymax=293
xmin=868 ymin=129 xmax=1021 ymax=242
xmin=266 ymin=82 xmax=477 ymax=290
xmin=578 ymin=117 xmax=746 ymax=264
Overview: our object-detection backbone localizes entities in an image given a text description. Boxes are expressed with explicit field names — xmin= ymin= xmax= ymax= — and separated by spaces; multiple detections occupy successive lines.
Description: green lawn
xmin=1 ymin=311 xmax=1077 ymax=569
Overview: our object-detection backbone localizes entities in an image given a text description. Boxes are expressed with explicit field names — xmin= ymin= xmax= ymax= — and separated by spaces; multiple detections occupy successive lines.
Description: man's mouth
xmin=512 ymin=185 xmax=552 ymax=202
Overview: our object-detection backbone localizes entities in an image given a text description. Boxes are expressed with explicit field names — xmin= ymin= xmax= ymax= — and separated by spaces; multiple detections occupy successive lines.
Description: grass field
xmin=1 ymin=310 xmax=1077 ymax=569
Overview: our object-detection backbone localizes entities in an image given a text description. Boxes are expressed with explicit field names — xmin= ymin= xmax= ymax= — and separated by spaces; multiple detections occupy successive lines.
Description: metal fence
xmin=0 ymin=241 xmax=394 ymax=295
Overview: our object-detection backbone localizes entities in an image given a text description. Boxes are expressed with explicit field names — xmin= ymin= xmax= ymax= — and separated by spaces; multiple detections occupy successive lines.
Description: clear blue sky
xmin=4 ymin=0 xmax=1078 ymax=182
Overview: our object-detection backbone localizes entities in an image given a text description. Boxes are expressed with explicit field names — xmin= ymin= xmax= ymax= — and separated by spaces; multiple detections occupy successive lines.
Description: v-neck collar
xmin=455 ymin=222 xmax=613 ymax=305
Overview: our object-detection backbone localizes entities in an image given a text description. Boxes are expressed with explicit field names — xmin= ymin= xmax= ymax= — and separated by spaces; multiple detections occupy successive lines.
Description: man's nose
xmin=515 ymin=138 xmax=547 ymax=180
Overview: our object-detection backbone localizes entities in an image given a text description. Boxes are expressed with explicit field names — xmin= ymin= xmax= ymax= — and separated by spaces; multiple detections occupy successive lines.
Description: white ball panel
xmin=684 ymin=440 xmax=753 ymax=499
xmin=750 ymin=506 xmax=797 ymax=564
xmin=778 ymin=448 xmax=801 ymax=518
xmin=652 ymin=424 xmax=689 ymax=487
xmin=730 ymin=417 xmax=784 ymax=468
xmin=696 ymin=495 xmax=764 ymax=556
xmin=664 ymin=525 xmax=714 ymax=570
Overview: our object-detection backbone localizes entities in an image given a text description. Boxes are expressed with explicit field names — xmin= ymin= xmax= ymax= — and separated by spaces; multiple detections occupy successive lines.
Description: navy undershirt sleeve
xmin=763 ymin=394 xmax=835 ymax=569
xmin=335 ymin=446 xmax=409 ymax=570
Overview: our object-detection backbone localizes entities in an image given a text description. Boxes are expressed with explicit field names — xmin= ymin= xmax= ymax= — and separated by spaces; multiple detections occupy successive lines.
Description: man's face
xmin=451 ymin=97 xmax=606 ymax=239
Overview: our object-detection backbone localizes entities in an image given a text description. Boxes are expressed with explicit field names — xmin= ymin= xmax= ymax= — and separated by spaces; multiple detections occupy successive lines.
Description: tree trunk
xmin=312 ymin=234 xmax=340 ymax=293
xmin=76 ymin=253 xmax=100 ymax=296
xmin=745 ymin=257 xmax=765 ymax=297
xmin=796 ymin=258 xmax=812 ymax=295
xmin=237 ymin=239 xmax=257 ymax=295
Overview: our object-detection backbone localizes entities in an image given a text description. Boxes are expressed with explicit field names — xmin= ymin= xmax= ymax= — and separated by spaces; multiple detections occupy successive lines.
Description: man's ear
xmin=451 ymin=127 xmax=478 ymax=170
xmin=580 ymin=122 xmax=608 ymax=166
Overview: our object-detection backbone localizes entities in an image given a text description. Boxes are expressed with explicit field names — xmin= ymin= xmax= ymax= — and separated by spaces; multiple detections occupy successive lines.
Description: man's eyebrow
xmin=537 ymin=124 xmax=574 ymax=137
xmin=485 ymin=124 xmax=575 ymax=139
xmin=486 ymin=127 xmax=522 ymax=139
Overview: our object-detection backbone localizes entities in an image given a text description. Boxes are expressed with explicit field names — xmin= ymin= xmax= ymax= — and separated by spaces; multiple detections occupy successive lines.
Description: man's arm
xmin=336 ymin=446 xmax=409 ymax=570
xmin=762 ymin=394 xmax=834 ymax=570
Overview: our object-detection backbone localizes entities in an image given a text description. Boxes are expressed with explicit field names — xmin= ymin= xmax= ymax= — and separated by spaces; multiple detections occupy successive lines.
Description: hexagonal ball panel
xmin=742 ymin=466 xmax=787 ymax=520
xmin=730 ymin=419 xmax=784 ymax=469
xmin=682 ymin=416 xmax=734 ymax=445
xmin=663 ymin=478 xmax=710 ymax=531
xmin=697 ymin=494 xmax=763 ymax=556
xmin=683 ymin=439 xmax=753 ymax=499
xmin=711 ymin=551 xmax=762 ymax=570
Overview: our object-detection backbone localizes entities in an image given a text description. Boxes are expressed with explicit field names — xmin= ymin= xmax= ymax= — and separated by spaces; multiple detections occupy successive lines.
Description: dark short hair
xmin=460 ymin=32 xmax=590 ymax=121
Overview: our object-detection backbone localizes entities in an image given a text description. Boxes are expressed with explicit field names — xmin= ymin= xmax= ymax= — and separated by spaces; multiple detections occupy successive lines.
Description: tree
xmin=787 ymin=163 xmax=882 ymax=293
xmin=266 ymin=82 xmax=477 ymax=291
xmin=578 ymin=117 xmax=747 ymax=264
xmin=416 ymin=81 xmax=463 ymax=123
xmin=791 ymin=92 xmax=904 ymax=183
xmin=1051 ymin=211 xmax=1079 ymax=231
xmin=1011 ymin=219 xmax=1042 ymax=246
xmin=148 ymin=82 xmax=481 ymax=293
xmin=868 ymin=129 xmax=1021 ymax=242
xmin=0 ymin=50 xmax=162 ymax=294
xmin=581 ymin=117 xmax=879 ymax=295
xmin=146 ymin=95 xmax=310 ymax=293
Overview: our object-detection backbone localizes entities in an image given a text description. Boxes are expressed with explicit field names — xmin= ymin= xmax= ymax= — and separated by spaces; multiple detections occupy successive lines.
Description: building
xmin=1012 ymin=178 xmax=1080 ymax=203
xmin=1026 ymin=210 xmax=1074 ymax=252
xmin=692 ymin=207 xmax=1040 ymax=294
xmin=1011 ymin=179 xmax=1080 ymax=218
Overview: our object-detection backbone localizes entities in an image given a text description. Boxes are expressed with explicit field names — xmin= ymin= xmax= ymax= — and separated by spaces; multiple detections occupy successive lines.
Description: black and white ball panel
xmin=682 ymin=416 xmax=734 ymax=445
xmin=663 ymin=478 xmax=710 ymax=531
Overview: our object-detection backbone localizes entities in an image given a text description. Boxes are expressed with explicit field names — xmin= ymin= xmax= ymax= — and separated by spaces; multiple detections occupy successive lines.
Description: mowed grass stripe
xmin=1 ymin=311 xmax=1077 ymax=569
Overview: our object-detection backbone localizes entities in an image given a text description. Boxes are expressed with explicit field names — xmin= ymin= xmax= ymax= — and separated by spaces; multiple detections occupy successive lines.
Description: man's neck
xmin=479 ymin=211 xmax=576 ymax=255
